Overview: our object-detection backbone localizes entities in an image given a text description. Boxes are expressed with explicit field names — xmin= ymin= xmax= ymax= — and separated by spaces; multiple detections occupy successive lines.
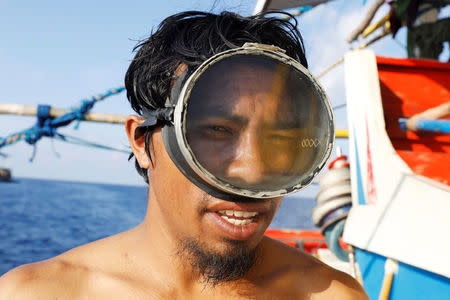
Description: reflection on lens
xmin=185 ymin=55 xmax=330 ymax=193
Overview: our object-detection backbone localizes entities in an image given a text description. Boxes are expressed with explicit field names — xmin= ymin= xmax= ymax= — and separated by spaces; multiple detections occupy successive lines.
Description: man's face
xmin=186 ymin=60 xmax=312 ymax=191
xmin=148 ymin=63 xmax=285 ymax=259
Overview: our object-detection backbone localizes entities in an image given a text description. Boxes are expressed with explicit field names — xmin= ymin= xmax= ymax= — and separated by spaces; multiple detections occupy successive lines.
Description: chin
xmin=177 ymin=235 xmax=261 ymax=286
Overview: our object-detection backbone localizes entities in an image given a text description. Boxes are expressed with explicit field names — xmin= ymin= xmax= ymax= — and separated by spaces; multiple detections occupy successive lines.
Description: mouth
xmin=216 ymin=210 xmax=259 ymax=226
xmin=205 ymin=201 xmax=271 ymax=241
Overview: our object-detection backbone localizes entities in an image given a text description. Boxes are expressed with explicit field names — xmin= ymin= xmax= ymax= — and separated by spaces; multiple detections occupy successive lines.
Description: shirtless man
xmin=0 ymin=11 xmax=368 ymax=299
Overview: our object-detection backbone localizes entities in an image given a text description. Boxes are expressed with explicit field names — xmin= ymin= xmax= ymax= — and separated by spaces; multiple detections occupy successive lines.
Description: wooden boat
xmin=343 ymin=50 xmax=450 ymax=299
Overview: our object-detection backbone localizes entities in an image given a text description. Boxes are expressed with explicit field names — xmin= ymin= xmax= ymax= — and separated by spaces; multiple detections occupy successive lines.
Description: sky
xmin=0 ymin=0 xmax=448 ymax=187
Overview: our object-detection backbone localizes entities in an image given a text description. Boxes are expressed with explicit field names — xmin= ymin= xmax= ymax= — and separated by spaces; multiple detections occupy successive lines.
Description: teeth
xmin=243 ymin=219 xmax=252 ymax=225
xmin=220 ymin=215 xmax=254 ymax=226
xmin=234 ymin=211 xmax=244 ymax=217
xmin=218 ymin=210 xmax=258 ymax=218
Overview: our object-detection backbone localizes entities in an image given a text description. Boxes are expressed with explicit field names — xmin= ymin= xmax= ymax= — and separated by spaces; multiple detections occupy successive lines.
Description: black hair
xmin=125 ymin=10 xmax=308 ymax=183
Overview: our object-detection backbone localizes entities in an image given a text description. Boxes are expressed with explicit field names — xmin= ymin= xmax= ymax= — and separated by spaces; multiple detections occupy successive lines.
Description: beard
xmin=177 ymin=237 xmax=259 ymax=287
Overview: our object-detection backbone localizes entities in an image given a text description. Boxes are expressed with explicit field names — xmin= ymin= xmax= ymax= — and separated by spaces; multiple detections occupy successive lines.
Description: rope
xmin=316 ymin=57 xmax=345 ymax=79
xmin=58 ymin=134 xmax=130 ymax=154
xmin=72 ymin=86 xmax=125 ymax=129
xmin=0 ymin=86 xmax=127 ymax=160
xmin=316 ymin=30 xmax=391 ymax=79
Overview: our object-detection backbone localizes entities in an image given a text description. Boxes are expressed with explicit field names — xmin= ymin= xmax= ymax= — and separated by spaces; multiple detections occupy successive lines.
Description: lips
xmin=205 ymin=200 xmax=271 ymax=241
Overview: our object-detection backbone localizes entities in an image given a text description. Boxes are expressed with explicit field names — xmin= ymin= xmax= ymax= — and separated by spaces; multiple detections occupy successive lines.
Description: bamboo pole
xmin=378 ymin=259 xmax=398 ymax=300
xmin=317 ymin=29 xmax=390 ymax=79
xmin=405 ymin=101 xmax=450 ymax=131
xmin=0 ymin=103 xmax=350 ymax=137
xmin=361 ymin=12 xmax=390 ymax=39
xmin=0 ymin=104 xmax=127 ymax=124
xmin=346 ymin=0 xmax=386 ymax=43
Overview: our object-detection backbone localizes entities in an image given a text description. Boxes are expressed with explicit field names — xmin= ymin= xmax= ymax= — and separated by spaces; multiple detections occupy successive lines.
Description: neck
xmin=131 ymin=185 xmax=200 ymax=291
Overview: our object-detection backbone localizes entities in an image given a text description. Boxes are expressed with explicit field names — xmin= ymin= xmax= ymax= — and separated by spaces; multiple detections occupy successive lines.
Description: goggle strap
xmin=135 ymin=68 xmax=189 ymax=138
xmin=135 ymin=107 xmax=174 ymax=139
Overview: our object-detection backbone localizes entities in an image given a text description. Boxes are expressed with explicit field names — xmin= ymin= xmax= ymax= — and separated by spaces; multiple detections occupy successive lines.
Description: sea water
xmin=0 ymin=178 xmax=316 ymax=275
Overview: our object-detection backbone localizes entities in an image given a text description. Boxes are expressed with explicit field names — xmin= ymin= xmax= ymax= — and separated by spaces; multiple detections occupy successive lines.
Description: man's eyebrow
xmin=191 ymin=113 xmax=248 ymax=125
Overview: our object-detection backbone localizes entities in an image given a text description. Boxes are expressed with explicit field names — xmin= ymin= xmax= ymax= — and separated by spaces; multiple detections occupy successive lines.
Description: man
xmin=0 ymin=11 xmax=368 ymax=299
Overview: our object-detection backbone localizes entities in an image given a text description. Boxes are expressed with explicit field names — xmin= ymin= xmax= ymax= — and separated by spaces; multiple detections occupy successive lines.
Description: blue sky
xmin=0 ymin=0 xmax=447 ymax=187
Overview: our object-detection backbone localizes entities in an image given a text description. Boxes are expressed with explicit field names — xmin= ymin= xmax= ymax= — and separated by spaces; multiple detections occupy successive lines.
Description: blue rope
xmin=0 ymin=86 xmax=126 ymax=160
xmin=57 ymin=134 xmax=130 ymax=154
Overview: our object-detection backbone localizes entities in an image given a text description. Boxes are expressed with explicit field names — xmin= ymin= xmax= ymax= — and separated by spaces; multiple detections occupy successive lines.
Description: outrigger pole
xmin=0 ymin=86 xmax=128 ymax=158
xmin=0 ymin=104 xmax=127 ymax=124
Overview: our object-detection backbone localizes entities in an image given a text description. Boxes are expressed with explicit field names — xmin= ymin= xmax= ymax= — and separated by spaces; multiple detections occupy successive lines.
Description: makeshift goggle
xmin=138 ymin=43 xmax=334 ymax=201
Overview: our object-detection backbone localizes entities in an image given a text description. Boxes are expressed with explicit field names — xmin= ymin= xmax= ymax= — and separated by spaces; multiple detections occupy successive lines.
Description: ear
xmin=125 ymin=115 xmax=151 ymax=169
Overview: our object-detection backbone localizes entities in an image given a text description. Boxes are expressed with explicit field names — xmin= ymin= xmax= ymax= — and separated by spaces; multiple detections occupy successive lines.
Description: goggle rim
xmin=168 ymin=44 xmax=335 ymax=198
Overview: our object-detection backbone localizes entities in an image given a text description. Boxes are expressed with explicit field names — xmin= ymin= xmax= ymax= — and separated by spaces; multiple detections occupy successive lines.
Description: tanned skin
xmin=0 ymin=63 xmax=368 ymax=299
xmin=0 ymin=118 xmax=368 ymax=299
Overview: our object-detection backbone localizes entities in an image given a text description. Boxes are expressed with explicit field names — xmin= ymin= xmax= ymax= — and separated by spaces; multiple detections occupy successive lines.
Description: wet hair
xmin=125 ymin=11 xmax=308 ymax=183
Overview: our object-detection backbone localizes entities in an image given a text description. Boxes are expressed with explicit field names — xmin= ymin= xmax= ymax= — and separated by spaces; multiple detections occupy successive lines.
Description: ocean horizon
xmin=0 ymin=177 xmax=317 ymax=275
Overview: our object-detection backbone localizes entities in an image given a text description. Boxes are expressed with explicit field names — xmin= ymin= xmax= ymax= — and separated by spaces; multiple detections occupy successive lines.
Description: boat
xmin=0 ymin=168 xmax=11 ymax=182
xmin=343 ymin=51 xmax=450 ymax=299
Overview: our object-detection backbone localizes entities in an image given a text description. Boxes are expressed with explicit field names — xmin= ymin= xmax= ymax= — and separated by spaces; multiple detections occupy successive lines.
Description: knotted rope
xmin=0 ymin=86 xmax=127 ymax=160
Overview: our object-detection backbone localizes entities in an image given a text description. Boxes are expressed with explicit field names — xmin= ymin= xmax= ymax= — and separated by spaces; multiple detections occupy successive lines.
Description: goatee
xmin=177 ymin=238 xmax=259 ymax=287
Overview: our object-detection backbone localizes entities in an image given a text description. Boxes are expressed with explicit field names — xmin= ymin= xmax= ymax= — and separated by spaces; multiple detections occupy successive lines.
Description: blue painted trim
xmin=352 ymin=131 xmax=366 ymax=205
xmin=355 ymin=248 xmax=450 ymax=300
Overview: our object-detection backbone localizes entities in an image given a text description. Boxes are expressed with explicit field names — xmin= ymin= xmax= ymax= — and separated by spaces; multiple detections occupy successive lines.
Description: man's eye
xmin=201 ymin=125 xmax=234 ymax=138
xmin=210 ymin=125 xmax=229 ymax=132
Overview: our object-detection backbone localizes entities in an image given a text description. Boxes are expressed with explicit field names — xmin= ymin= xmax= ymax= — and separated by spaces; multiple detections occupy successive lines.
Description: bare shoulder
xmin=259 ymin=237 xmax=369 ymax=299
xmin=0 ymin=257 xmax=88 ymax=299
xmin=0 ymin=231 xmax=137 ymax=299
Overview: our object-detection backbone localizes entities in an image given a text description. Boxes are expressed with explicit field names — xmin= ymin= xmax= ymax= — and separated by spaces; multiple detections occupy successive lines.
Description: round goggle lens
xmin=184 ymin=55 xmax=332 ymax=194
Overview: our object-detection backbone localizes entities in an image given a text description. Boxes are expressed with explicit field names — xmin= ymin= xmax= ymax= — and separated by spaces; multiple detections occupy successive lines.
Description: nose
xmin=225 ymin=130 xmax=265 ymax=184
